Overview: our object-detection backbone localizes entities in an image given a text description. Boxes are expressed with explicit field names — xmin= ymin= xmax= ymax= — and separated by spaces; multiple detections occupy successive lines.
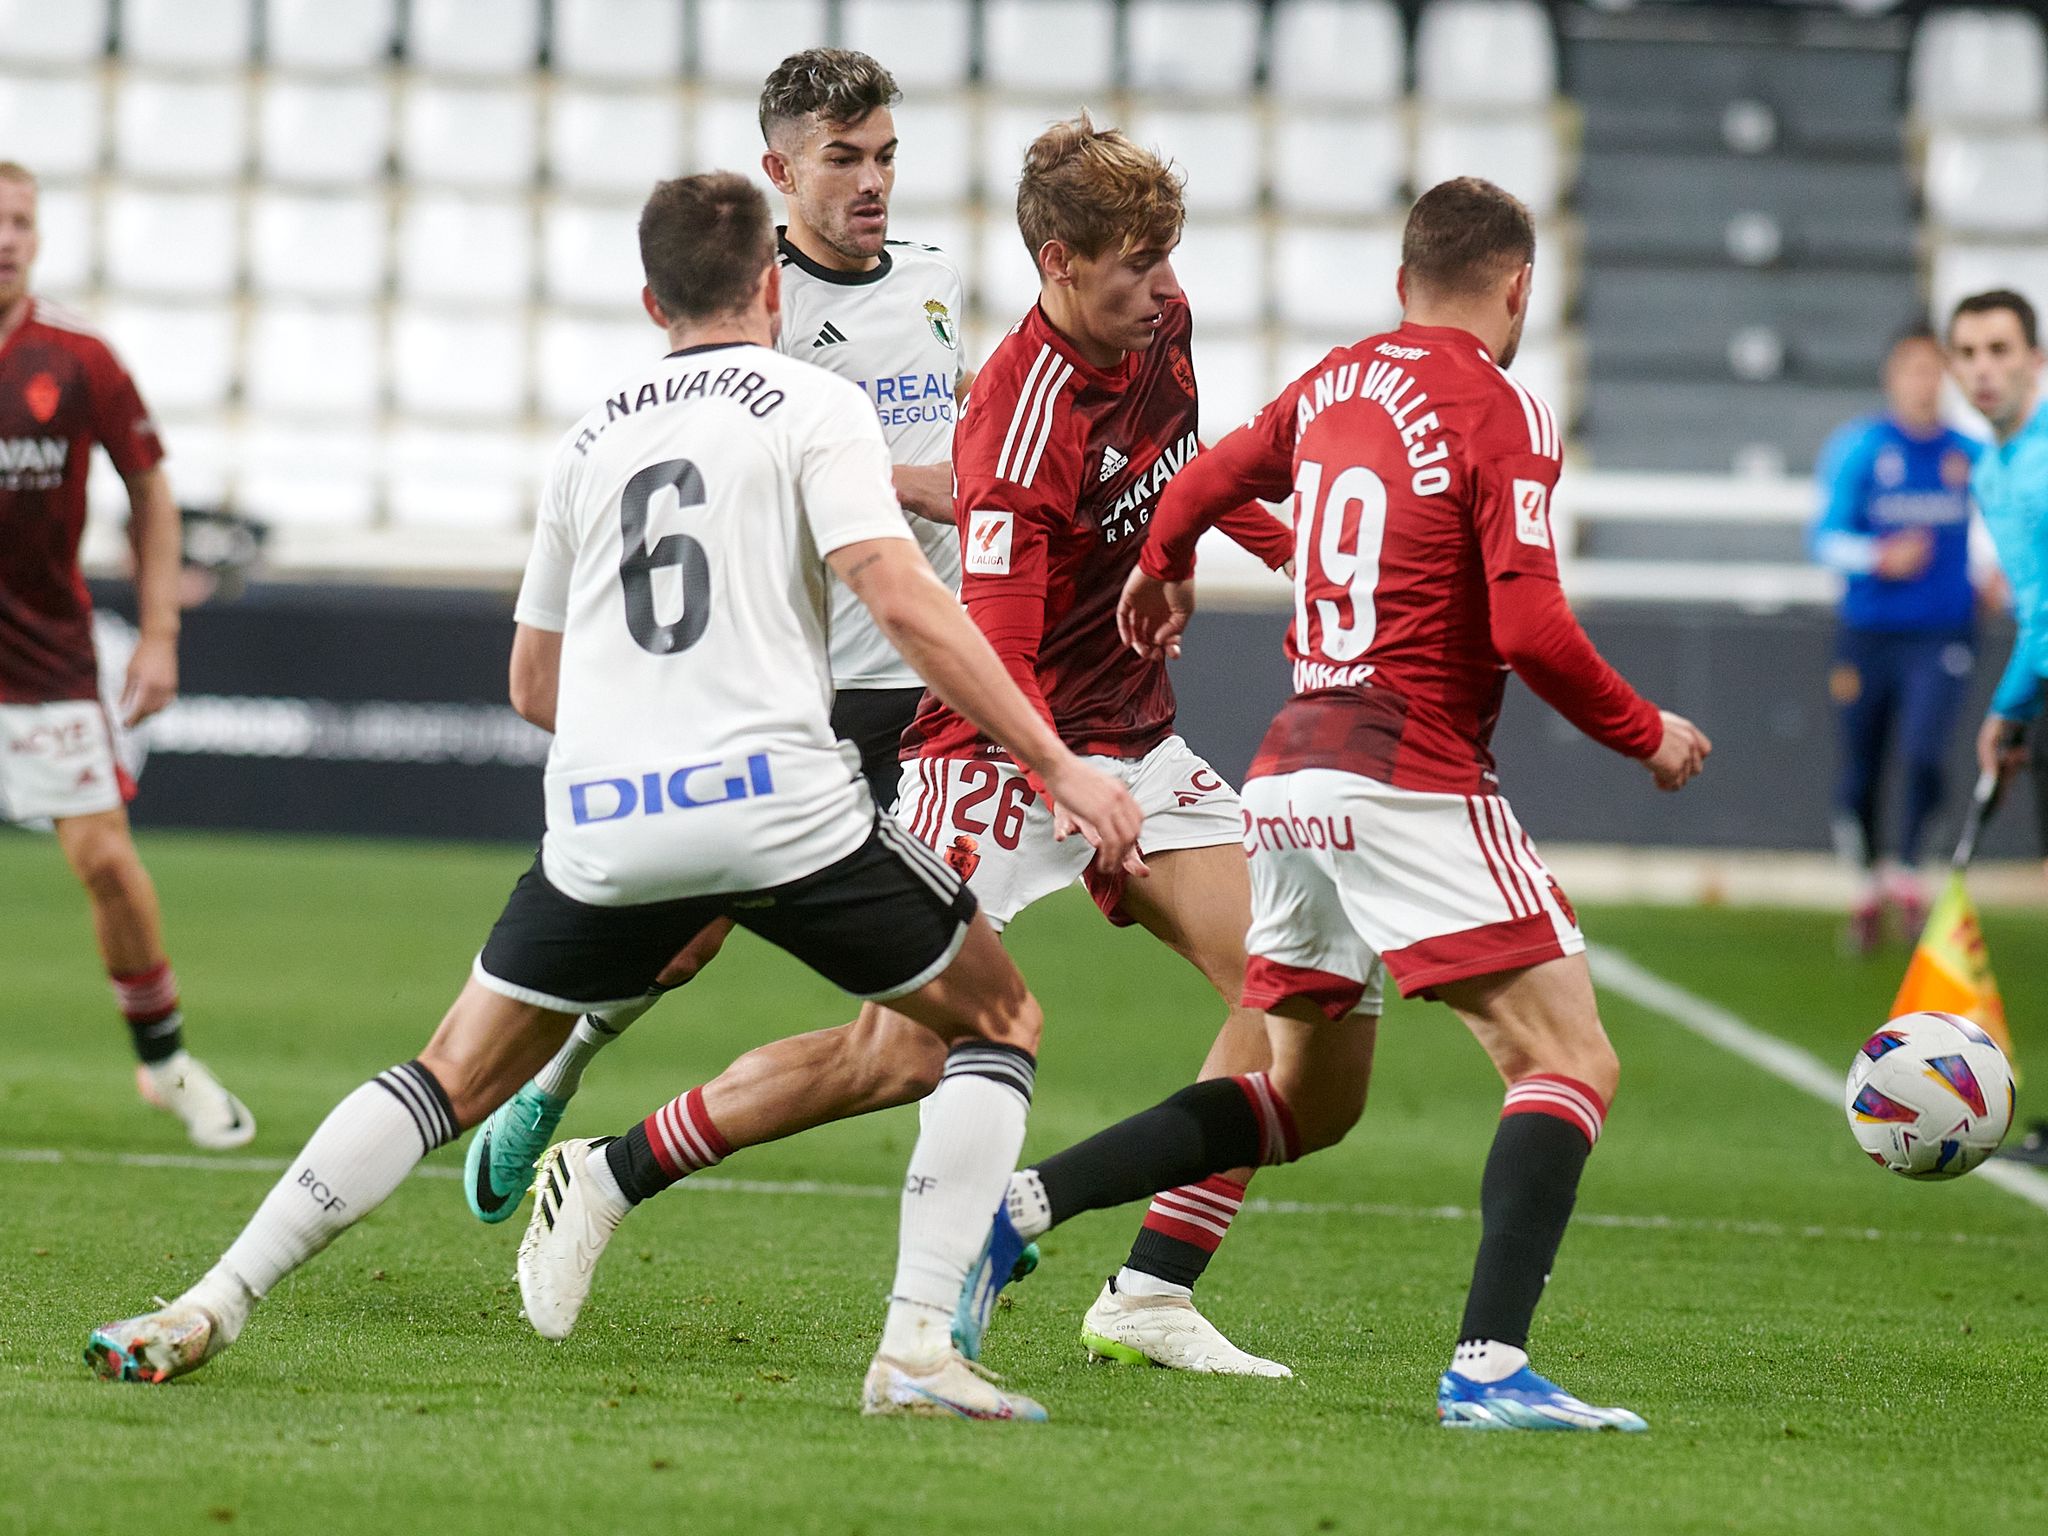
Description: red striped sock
xmin=1121 ymin=1173 xmax=1248 ymax=1290
xmin=1233 ymin=1072 xmax=1300 ymax=1165
xmin=1500 ymin=1073 xmax=1606 ymax=1147
xmin=112 ymin=960 xmax=183 ymax=1065
xmin=604 ymin=1086 xmax=731 ymax=1204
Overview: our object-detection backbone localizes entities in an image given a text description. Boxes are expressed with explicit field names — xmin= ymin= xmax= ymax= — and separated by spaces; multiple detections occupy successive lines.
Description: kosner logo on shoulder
xmin=570 ymin=753 xmax=777 ymax=824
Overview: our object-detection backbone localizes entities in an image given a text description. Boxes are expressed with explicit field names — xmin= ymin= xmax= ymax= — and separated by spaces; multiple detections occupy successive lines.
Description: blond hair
xmin=1015 ymin=113 xmax=1184 ymax=269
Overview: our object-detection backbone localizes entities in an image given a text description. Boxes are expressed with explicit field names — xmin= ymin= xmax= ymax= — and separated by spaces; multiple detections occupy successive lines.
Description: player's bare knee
xmin=1272 ymin=1065 xmax=1362 ymax=1156
xmin=66 ymin=830 xmax=142 ymax=904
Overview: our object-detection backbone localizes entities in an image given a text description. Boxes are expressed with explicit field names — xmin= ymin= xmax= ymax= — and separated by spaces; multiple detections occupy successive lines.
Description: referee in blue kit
xmin=1811 ymin=325 xmax=1983 ymax=953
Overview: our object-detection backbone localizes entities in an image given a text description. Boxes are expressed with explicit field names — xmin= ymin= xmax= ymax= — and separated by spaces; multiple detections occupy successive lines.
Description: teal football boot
xmin=465 ymin=1081 xmax=569 ymax=1223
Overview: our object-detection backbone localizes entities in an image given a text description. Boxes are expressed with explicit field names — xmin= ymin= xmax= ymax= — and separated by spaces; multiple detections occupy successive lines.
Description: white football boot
xmin=862 ymin=1349 xmax=1048 ymax=1421
xmin=136 ymin=1051 xmax=256 ymax=1150
xmin=87 ymin=1265 xmax=255 ymax=1383
xmin=517 ymin=1137 xmax=628 ymax=1340
xmin=1079 ymin=1280 xmax=1294 ymax=1378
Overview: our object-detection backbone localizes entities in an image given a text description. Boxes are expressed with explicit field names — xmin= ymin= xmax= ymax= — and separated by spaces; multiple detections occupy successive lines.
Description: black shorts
xmin=830 ymin=686 xmax=925 ymax=811
xmin=475 ymin=817 xmax=976 ymax=1012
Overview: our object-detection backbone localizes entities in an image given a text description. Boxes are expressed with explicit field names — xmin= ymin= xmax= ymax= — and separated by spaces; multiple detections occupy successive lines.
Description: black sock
xmin=602 ymin=1126 xmax=663 ymax=1205
xmin=1035 ymin=1078 xmax=1263 ymax=1228
xmin=127 ymin=1009 xmax=184 ymax=1066
xmin=1124 ymin=1224 xmax=1213 ymax=1290
xmin=1456 ymin=1111 xmax=1592 ymax=1349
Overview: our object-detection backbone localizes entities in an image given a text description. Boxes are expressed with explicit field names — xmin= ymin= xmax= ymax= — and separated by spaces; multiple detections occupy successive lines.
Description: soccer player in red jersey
xmin=0 ymin=162 xmax=252 ymax=1149
xmin=972 ymin=179 xmax=1711 ymax=1430
xmin=515 ymin=117 xmax=1305 ymax=1379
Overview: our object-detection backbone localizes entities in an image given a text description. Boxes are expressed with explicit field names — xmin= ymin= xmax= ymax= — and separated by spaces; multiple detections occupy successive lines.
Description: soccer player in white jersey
xmin=86 ymin=172 xmax=1143 ymax=1421
xmin=462 ymin=50 xmax=978 ymax=1219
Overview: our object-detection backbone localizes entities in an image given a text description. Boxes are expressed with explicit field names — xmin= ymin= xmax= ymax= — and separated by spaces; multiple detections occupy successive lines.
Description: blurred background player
xmin=1948 ymin=288 xmax=2048 ymax=1164
xmin=466 ymin=49 xmax=973 ymax=1216
xmin=0 ymin=161 xmax=251 ymax=1149
xmin=1809 ymin=325 xmax=1983 ymax=952
xmin=967 ymin=178 xmax=1710 ymax=1431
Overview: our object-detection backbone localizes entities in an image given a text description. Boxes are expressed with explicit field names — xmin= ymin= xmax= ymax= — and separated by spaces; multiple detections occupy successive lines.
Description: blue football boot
xmin=1437 ymin=1365 xmax=1648 ymax=1431
xmin=952 ymin=1204 xmax=1040 ymax=1362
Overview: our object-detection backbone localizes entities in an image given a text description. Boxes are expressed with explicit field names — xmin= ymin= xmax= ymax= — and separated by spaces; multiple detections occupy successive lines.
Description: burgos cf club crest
xmin=924 ymin=298 xmax=956 ymax=349
xmin=944 ymin=833 xmax=982 ymax=881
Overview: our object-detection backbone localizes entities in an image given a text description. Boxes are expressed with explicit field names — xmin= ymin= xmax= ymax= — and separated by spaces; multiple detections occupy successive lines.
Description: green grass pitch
xmin=4 ymin=829 xmax=2047 ymax=1534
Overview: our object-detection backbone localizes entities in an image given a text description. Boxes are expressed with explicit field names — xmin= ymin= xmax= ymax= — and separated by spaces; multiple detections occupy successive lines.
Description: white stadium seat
xmin=112 ymin=75 xmax=250 ymax=184
xmin=1415 ymin=0 xmax=1556 ymax=110
xmin=98 ymin=300 xmax=238 ymax=414
xmin=388 ymin=305 xmax=529 ymax=421
xmin=1930 ymin=241 xmax=2048 ymax=322
xmin=0 ymin=73 xmax=104 ymax=181
xmin=982 ymin=0 xmax=1118 ymax=94
xmin=689 ymin=92 xmax=776 ymax=199
xmin=839 ymin=0 xmax=974 ymax=90
xmin=1505 ymin=339 xmax=1569 ymax=433
xmin=1413 ymin=111 xmax=1565 ymax=217
xmin=405 ymin=0 xmax=541 ymax=76
xmin=888 ymin=97 xmax=975 ymax=209
xmin=542 ymin=199 xmax=646 ymax=312
xmin=258 ymin=76 xmax=393 ymax=186
xmin=535 ymin=311 xmax=652 ymax=422
xmin=385 ymin=426 xmax=536 ymax=531
xmin=1173 ymin=220 xmax=1265 ymax=329
xmin=970 ymin=215 xmax=1044 ymax=323
xmin=1268 ymin=0 xmax=1405 ymax=106
xmin=1523 ymin=233 xmax=1568 ymax=338
xmin=396 ymin=193 xmax=532 ymax=304
xmin=236 ymin=424 xmax=380 ymax=528
xmin=0 ymin=0 xmax=108 ymax=65
xmin=264 ymin=0 xmax=398 ymax=71
xmin=549 ymin=0 xmax=685 ymax=82
xmin=1126 ymin=0 xmax=1263 ymax=96
xmin=1190 ymin=331 xmax=1271 ymax=441
xmin=121 ymin=0 xmax=253 ymax=68
xmin=244 ymin=301 xmax=382 ymax=418
xmin=1126 ymin=107 xmax=1261 ymax=217
xmin=400 ymin=81 xmax=540 ymax=190
xmin=694 ymin=0 xmax=831 ymax=87
xmin=1271 ymin=224 xmax=1405 ymax=333
xmin=979 ymin=100 xmax=1072 ymax=204
xmin=1924 ymin=128 xmax=2048 ymax=236
xmin=151 ymin=417 xmax=233 ymax=506
xmin=32 ymin=186 xmax=95 ymax=297
xmin=1910 ymin=8 xmax=2048 ymax=125
xmin=247 ymin=189 xmax=388 ymax=301
xmin=1270 ymin=109 xmax=1406 ymax=217
xmin=101 ymin=187 xmax=240 ymax=298
xmin=548 ymin=88 xmax=686 ymax=197
xmin=892 ymin=215 xmax=973 ymax=280
xmin=1273 ymin=329 xmax=1357 ymax=391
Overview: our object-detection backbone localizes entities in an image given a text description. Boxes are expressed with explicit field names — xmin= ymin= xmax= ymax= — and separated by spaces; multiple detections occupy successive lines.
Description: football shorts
xmin=475 ymin=814 xmax=976 ymax=1014
xmin=894 ymin=733 xmax=1243 ymax=932
xmin=0 ymin=699 xmax=134 ymax=826
xmin=1240 ymin=768 xmax=1584 ymax=1019
xmin=829 ymin=685 xmax=926 ymax=812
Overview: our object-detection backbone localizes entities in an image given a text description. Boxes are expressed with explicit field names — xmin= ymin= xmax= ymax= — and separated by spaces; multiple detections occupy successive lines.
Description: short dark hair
xmin=1400 ymin=177 xmax=1536 ymax=298
xmin=638 ymin=172 xmax=776 ymax=322
xmin=758 ymin=48 xmax=900 ymax=147
xmin=1951 ymin=288 xmax=2039 ymax=349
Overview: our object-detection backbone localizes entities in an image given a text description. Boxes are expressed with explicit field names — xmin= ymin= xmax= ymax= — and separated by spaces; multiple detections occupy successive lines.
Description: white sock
xmin=218 ymin=1062 xmax=456 ymax=1297
xmin=1114 ymin=1267 xmax=1192 ymax=1301
xmin=580 ymin=1139 xmax=628 ymax=1210
xmin=880 ymin=1041 xmax=1036 ymax=1366
xmin=1452 ymin=1339 xmax=1529 ymax=1383
xmin=1004 ymin=1168 xmax=1052 ymax=1240
xmin=142 ymin=1047 xmax=192 ymax=1094
xmin=533 ymin=990 xmax=660 ymax=1099
xmin=179 ymin=1260 xmax=257 ymax=1344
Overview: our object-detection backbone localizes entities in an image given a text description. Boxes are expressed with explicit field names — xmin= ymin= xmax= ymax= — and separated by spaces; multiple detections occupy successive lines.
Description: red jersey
xmin=903 ymin=297 xmax=1291 ymax=763
xmin=0 ymin=298 xmax=164 ymax=704
xmin=1144 ymin=321 xmax=1661 ymax=794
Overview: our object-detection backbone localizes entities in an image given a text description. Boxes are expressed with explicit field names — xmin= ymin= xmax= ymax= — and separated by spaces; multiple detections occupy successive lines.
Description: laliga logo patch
xmin=24 ymin=372 xmax=59 ymax=424
xmin=966 ymin=508 xmax=1013 ymax=575
xmin=1512 ymin=479 xmax=1551 ymax=549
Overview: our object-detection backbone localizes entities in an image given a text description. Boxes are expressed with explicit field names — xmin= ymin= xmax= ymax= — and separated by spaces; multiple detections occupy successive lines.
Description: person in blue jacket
xmin=1949 ymin=288 xmax=2048 ymax=1163
xmin=1811 ymin=325 xmax=1982 ymax=952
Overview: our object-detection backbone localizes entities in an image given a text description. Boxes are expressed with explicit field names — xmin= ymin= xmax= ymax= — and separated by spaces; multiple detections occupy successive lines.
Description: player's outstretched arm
xmin=888 ymin=462 xmax=955 ymax=524
xmin=508 ymin=624 xmax=562 ymax=733
xmin=831 ymin=536 xmax=1144 ymax=875
xmin=120 ymin=466 xmax=181 ymax=724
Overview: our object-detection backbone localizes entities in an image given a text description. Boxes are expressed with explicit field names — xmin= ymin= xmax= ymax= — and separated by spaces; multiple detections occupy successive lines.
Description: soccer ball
xmin=1844 ymin=1011 xmax=2015 ymax=1179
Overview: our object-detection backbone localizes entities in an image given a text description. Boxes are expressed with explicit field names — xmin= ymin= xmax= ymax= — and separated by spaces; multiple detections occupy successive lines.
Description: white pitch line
xmin=1590 ymin=943 xmax=2048 ymax=1217
xmin=2 ymin=1145 xmax=2037 ymax=1250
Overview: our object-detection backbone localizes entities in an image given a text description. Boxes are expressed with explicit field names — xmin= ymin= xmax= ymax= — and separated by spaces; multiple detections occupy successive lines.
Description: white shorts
xmin=1240 ymin=768 xmax=1584 ymax=1019
xmin=0 ymin=699 xmax=133 ymax=826
xmin=894 ymin=734 xmax=1243 ymax=931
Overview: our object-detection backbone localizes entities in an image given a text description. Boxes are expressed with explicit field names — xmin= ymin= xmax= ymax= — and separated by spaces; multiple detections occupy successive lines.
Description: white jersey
xmin=516 ymin=341 xmax=915 ymax=906
xmin=774 ymin=233 xmax=965 ymax=690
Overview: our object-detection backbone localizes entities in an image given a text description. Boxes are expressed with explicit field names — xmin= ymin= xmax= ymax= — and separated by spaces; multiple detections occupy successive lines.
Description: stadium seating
xmin=1923 ymin=127 xmax=2048 ymax=237
xmin=1908 ymin=7 xmax=2048 ymax=125
xmin=21 ymin=0 xmax=1583 ymax=548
